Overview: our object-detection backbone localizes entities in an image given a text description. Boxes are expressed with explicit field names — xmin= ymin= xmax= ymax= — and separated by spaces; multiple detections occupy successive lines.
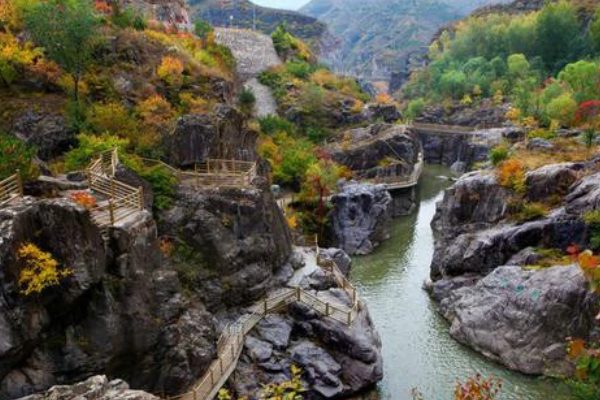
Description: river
xmin=351 ymin=165 xmax=573 ymax=400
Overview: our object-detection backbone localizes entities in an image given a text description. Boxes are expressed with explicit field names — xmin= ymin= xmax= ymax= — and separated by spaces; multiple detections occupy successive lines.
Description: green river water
xmin=351 ymin=165 xmax=574 ymax=400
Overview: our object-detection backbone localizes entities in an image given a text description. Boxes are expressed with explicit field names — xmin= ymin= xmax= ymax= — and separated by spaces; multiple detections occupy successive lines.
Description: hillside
xmin=188 ymin=0 xmax=328 ymax=47
xmin=300 ymin=0 xmax=512 ymax=84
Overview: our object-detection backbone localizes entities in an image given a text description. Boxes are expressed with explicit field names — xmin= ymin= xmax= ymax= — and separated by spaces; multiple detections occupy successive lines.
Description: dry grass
xmin=513 ymin=137 xmax=598 ymax=170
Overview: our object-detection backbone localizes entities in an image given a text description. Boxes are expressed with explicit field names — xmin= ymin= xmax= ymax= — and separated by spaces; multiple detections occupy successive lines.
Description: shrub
xmin=545 ymin=92 xmax=577 ymax=126
xmin=135 ymin=95 xmax=175 ymax=142
xmin=498 ymin=158 xmax=526 ymax=193
xmin=88 ymin=102 xmax=137 ymax=138
xmin=285 ymin=61 xmax=312 ymax=80
xmin=404 ymin=98 xmax=426 ymax=120
xmin=110 ymin=5 xmax=147 ymax=30
xmin=157 ymin=56 xmax=184 ymax=87
xmin=310 ymin=69 xmax=337 ymax=88
xmin=64 ymin=133 xmax=129 ymax=171
xmin=17 ymin=243 xmax=72 ymax=296
xmin=137 ymin=164 xmax=177 ymax=210
xmin=259 ymin=115 xmax=295 ymax=136
xmin=238 ymin=87 xmax=255 ymax=114
xmin=511 ymin=201 xmax=548 ymax=223
xmin=489 ymin=144 xmax=509 ymax=166
xmin=581 ymin=128 xmax=598 ymax=149
xmin=70 ymin=191 xmax=96 ymax=209
xmin=0 ymin=133 xmax=36 ymax=180
xmin=0 ymin=32 xmax=42 ymax=86
xmin=585 ymin=210 xmax=600 ymax=250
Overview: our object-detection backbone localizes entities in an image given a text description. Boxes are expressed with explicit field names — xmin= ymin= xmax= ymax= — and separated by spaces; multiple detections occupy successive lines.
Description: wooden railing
xmin=168 ymin=246 xmax=360 ymax=400
xmin=0 ymin=172 xmax=23 ymax=206
xmin=86 ymin=149 xmax=144 ymax=234
xmin=369 ymin=152 xmax=424 ymax=189
xmin=142 ymin=158 xmax=258 ymax=188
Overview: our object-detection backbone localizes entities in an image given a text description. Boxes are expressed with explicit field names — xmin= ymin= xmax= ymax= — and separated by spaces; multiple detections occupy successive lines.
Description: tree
xmin=507 ymin=53 xmax=531 ymax=79
xmin=591 ymin=6 xmax=600 ymax=53
xmin=545 ymin=92 xmax=577 ymax=126
xmin=0 ymin=133 xmax=36 ymax=180
xmin=272 ymin=24 xmax=293 ymax=60
xmin=194 ymin=20 xmax=213 ymax=46
xmin=535 ymin=1 xmax=582 ymax=73
xmin=23 ymin=0 xmax=97 ymax=101
xmin=558 ymin=60 xmax=600 ymax=103
xmin=439 ymin=69 xmax=467 ymax=99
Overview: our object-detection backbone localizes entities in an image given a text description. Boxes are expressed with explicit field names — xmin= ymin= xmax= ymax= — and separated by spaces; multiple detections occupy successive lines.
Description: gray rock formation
xmin=232 ymin=259 xmax=383 ymax=399
xmin=158 ymin=185 xmax=293 ymax=308
xmin=439 ymin=266 xmax=599 ymax=375
xmin=329 ymin=182 xmax=392 ymax=255
xmin=415 ymin=99 xmax=509 ymax=128
xmin=166 ymin=104 xmax=257 ymax=168
xmin=0 ymin=198 xmax=217 ymax=399
xmin=10 ymin=111 xmax=75 ymax=161
xmin=525 ymin=162 xmax=585 ymax=202
xmin=330 ymin=124 xmax=421 ymax=179
xmin=15 ymin=375 xmax=159 ymax=400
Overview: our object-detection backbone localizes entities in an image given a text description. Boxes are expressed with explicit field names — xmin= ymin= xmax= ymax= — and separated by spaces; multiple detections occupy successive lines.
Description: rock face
xmin=439 ymin=266 xmax=599 ymax=375
xmin=158 ymin=185 xmax=293 ymax=309
xmin=10 ymin=111 xmax=75 ymax=160
xmin=232 ymin=256 xmax=383 ymax=399
xmin=121 ymin=0 xmax=192 ymax=30
xmin=166 ymin=104 xmax=257 ymax=168
xmin=415 ymin=99 xmax=509 ymax=128
xmin=414 ymin=126 xmax=524 ymax=169
xmin=15 ymin=375 xmax=159 ymax=400
xmin=0 ymin=198 xmax=217 ymax=399
xmin=430 ymin=168 xmax=592 ymax=280
xmin=329 ymin=124 xmax=421 ymax=180
xmin=329 ymin=182 xmax=392 ymax=255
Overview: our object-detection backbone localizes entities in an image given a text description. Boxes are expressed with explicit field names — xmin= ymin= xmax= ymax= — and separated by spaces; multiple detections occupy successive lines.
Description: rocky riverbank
xmin=428 ymin=161 xmax=600 ymax=376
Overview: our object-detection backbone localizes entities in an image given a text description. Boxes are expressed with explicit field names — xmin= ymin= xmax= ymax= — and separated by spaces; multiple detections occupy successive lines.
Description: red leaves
xmin=574 ymin=100 xmax=600 ymax=126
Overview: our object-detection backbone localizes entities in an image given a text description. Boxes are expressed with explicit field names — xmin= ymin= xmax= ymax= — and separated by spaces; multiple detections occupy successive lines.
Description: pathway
xmin=214 ymin=28 xmax=281 ymax=118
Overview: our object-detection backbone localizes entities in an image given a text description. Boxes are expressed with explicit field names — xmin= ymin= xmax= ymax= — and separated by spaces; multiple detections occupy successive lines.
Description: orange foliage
xmin=135 ymin=95 xmax=175 ymax=136
xmin=70 ymin=191 xmax=97 ymax=210
xmin=376 ymin=93 xmax=394 ymax=104
xmin=454 ymin=375 xmax=502 ymax=400
xmin=498 ymin=158 xmax=526 ymax=193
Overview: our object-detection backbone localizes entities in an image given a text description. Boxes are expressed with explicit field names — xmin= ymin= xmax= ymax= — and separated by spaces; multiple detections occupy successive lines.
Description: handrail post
xmin=195 ymin=164 xmax=200 ymax=188
xmin=16 ymin=170 xmax=23 ymax=197
xmin=347 ymin=311 xmax=352 ymax=326
xmin=353 ymin=288 xmax=357 ymax=303
xmin=325 ymin=302 xmax=330 ymax=316
xmin=109 ymin=200 xmax=115 ymax=226
xmin=138 ymin=186 xmax=145 ymax=210
xmin=110 ymin=179 xmax=115 ymax=200
xmin=220 ymin=358 xmax=224 ymax=374
xmin=263 ymin=299 xmax=268 ymax=314
xmin=296 ymin=286 xmax=301 ymax=301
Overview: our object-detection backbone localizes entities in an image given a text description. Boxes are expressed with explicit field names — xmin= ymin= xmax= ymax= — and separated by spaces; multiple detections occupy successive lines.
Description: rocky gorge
xmin=427 ymin=161 xmax=600 ymax=376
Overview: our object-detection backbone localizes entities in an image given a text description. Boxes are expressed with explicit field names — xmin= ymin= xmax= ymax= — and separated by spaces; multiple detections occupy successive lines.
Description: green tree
xmin=535 ymin=0 xmax=582 ymax=73
xmin=507 ymin=53 xmax=531 ymax=79
xmin=272 ymin=24 xmax=293 ymax=60
xmin=545 ymin=92 xmax=577 ymax=126
xmin=23 ymin=0 xmax=97 ymax=101
xmin=591 ymin=6 xmax=600 ymax=53
xmin=558 ymin=60 xmax=600 ymax=103
xmin=0 ymin=133 xmax=36 ymax=180
xmin=194 ymin=20 xmax=213 ymax=46
xmin=439 ymin=70 xmax=467 ymax=99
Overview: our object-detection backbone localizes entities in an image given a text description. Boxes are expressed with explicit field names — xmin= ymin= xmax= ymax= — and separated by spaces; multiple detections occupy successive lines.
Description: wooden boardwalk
xmin=169 ymin=248 xmax=359 ymax=400
xmin=86 ymin=150 xmax=144 ymax=238
xmin=0 ymin=173 xmax=23 ymax=207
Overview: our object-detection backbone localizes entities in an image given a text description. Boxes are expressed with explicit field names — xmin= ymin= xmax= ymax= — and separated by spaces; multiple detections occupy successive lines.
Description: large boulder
xmin=15 ymin=375 xmax=159 ymax=400
xmin=440 ymin=266 xmax=599 ymax=375
xmin=329 ymin=182 xmax=392 ymax=255
xmin=166 ymin=104 xmax=257 ymax=168
xmin=10 ymin=111 xmax=75 ymax=161
xmin=565 ymin=172 xmax=600 ymax=215
xmin=525 ymin=162 xmax=585 ymax=202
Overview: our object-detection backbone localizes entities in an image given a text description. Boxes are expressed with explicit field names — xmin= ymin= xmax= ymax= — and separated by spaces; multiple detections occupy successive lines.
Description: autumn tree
xmin=23 ymin=0 xmax=97 ymax=101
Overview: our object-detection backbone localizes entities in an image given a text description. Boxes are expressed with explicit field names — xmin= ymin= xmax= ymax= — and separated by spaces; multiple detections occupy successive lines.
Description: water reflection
xmin=351 ymin=165 xmax=572 ymax=400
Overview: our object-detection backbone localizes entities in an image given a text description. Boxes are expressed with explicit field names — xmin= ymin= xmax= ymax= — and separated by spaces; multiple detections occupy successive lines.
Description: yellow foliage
xmin=505 ymin=107 xmax=521 ymax=122
xmin=310 ymin=69 xmax=337 ymax=88
xmin=57 ymin=74 xmax=89 ymax=97
xmin=493 ymin=90 xmax=503 ymax=106
xmin=350 ymin=100 xmax=364 ymax=114
xmin=17 ymin=243 xmax=72 ymax=296
xmin=135 ymin=95 xmax=175 ymax=140
xmin=461 ymin=94 xmax=473 ymax=105
xmin=179 ymin=92 xmax=212 ymax=114
xmin=88 ymin=102 xmax=137 ymax=138
xmin=0 ymin=32 xmax=43 ymax=85
xmin=157 ymin=56 xmax=184 ymax=86
xmin=286 ymin=214 xmax=298 ymax=229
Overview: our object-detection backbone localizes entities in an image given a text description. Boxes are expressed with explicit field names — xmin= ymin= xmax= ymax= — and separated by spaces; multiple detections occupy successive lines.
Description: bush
xmin=238 ymin=87 xmax=256 ymax=114
xmin=70 ymin=191 xmax=96 ymax=210
xmin=17 ymin=243 xmax=72 ymax=296
xmin=285 ymin=61 xmax=312 ymax=80
xmin=545 ymin=92 xmax=577 ymax=126
xmin=138 ymin=164 xmax=177 ymax=210
xmin=511 ymin=201 xmax=548 ymax=223
xmin=498 ymin=158 xmax=526 ymax=193
xmin=259 ymin=116 xmax=295 ymax=136
xmin=404 ymin=98 xmax=426 ymax=120
xmin=157 ymin=56 xmax=184 ymax=87
xmin=110 ymin=5 xmax=147 ymax=30
xmin=585 ymin=210 xmax=600 ymax=250
xmin=64 ymin=133 xmax=129 ymax=171
xmin=0 ymin=133 xmax=36 ymax=180
xmin=489 ymin=144 xmax=509 ymax=166
xmin=88 ymin=102 xmax=137 ymax=138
